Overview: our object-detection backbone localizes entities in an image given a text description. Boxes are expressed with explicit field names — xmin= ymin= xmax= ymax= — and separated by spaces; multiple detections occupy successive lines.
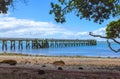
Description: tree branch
xmin=89 ymin=32 xmax=120 ymax=44
xmin=62 ymin=0 xmax=74 ymax=12
xmin=112 ymin=38 xmax=120 ymax=44
xmin=107 ymin=39 xmax=120 ymax=53
xmin=89 ymin=32 xmax=120 ymax=53
xmin=89 ymin=32 xmax=108 ymax=39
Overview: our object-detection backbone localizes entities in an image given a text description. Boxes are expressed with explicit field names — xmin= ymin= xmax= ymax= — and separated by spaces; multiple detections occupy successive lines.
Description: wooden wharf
xmin=0 ymin=38 xmax=97 ymax=50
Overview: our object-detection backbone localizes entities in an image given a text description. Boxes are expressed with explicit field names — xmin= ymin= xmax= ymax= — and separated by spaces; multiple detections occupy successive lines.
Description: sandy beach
xmin=0 ymin=55 xmax=120 ymax=79
xmin=0 ymin=55 xmax=120 ymax=66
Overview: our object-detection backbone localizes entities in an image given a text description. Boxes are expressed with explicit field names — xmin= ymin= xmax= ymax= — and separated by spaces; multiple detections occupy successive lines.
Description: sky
xmin=0 ymin=0 xmax=119 ymax=40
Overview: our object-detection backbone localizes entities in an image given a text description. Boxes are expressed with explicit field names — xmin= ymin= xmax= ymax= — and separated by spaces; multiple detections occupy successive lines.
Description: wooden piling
xmin=2 ymin=40 xmax=7 ymax=50
xmin=0 ymin=38 xmax=97 ymax=50
xmin=26 ymin=40 xmax=30 ymax=49
xmin=10 ymin=40 xmax=15 ymax=50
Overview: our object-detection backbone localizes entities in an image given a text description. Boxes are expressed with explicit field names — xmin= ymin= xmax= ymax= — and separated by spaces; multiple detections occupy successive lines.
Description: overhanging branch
xmin=112 ymin=39 xmax=120 ymax=44
xmin=89 ymin=32 xmax=120 ymax=53
xmin=107 ymin=39 xmax=120 ymax=53
xmin=89 ymin=32 xmax=108 ymax=38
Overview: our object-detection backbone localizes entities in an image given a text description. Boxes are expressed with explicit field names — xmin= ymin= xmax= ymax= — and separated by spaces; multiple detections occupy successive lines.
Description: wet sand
xmin=0 ymin=55 xmax=120 ymax=79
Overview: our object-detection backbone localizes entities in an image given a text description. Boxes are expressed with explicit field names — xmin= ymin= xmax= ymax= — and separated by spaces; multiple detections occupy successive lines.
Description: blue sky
xmin=0 ymin=0 xmax=119 ymax=40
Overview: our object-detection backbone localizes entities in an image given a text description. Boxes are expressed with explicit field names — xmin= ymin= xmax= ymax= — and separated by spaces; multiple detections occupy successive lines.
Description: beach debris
xmin=38 ymin=69 xmax=45 ymax=75
xmin=58 ymin=67 xmax=63 ymax=70
xmin=42 ymin=65 xmax=46 ymax=67
xmin=78 ymin=67 xmax=84 ymax=70
xmin=0 ymin=59 xmax=17 ymax=65
xmin=53 ymin=60 xmax=65 ymax=66
xmin=24 ymin=61 xmax=31 ymax=64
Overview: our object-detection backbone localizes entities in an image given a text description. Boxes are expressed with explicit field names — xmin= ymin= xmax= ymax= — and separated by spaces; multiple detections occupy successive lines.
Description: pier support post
xmin=18 ymin=40 xmax=23 ymax=50
xmin=10 ymin=40 xmax=15 ymax=50
xmin=32 ymin=39 xmax=41 ymax=49
xmin=0 ymin=39 xmax=97 ymax=50
xmin=2 ymin=40 xmax=7 ymax=51
xmin=26 ymin=40 xmax=30 ymax=49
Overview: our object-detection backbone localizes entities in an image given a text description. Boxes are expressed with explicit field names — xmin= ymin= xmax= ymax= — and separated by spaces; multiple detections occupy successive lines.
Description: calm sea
xmin=0 ymin=41 xmax=119 ymax=57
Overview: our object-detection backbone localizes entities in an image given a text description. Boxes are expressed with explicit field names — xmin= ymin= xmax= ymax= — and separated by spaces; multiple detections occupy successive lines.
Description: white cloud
xmin=93 ymin=27 xmax=106 ymax=35
xmin=0 ymin=15 xmax=73 ymax=38
xmin=0 ymin=14 xmax=107 ymax=40
xmin=76 ymin=32 xmax=88 ymax=36
xmin=87 ymin=27 xmax=106 ymax=41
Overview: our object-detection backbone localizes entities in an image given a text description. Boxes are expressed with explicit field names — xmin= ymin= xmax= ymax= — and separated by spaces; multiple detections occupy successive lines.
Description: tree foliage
xmin=50 ymin=0 xmax=120 ymax=52
xmin=0 ymin=0 xmax=13 ymax=13
xmin=0 ymin=0 xmax=27 ymax=14
xmin=106 ymin=19 xmax=120 ymax=38
xmin=50 ymin=0 xmax=120 ymax=24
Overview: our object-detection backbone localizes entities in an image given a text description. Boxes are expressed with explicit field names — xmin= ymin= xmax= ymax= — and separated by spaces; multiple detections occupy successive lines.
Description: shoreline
xmin=0 ymin=53 xmax=120 ymax=79
xmin=0 ymin=52 xmax=119 ymax=58
xmin=0 ymin=53 xmax=120 ymax=66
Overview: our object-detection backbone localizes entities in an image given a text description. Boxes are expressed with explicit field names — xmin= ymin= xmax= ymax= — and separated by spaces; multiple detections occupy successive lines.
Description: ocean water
xmin=0 ymin=41 xmax=119 ymax=57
